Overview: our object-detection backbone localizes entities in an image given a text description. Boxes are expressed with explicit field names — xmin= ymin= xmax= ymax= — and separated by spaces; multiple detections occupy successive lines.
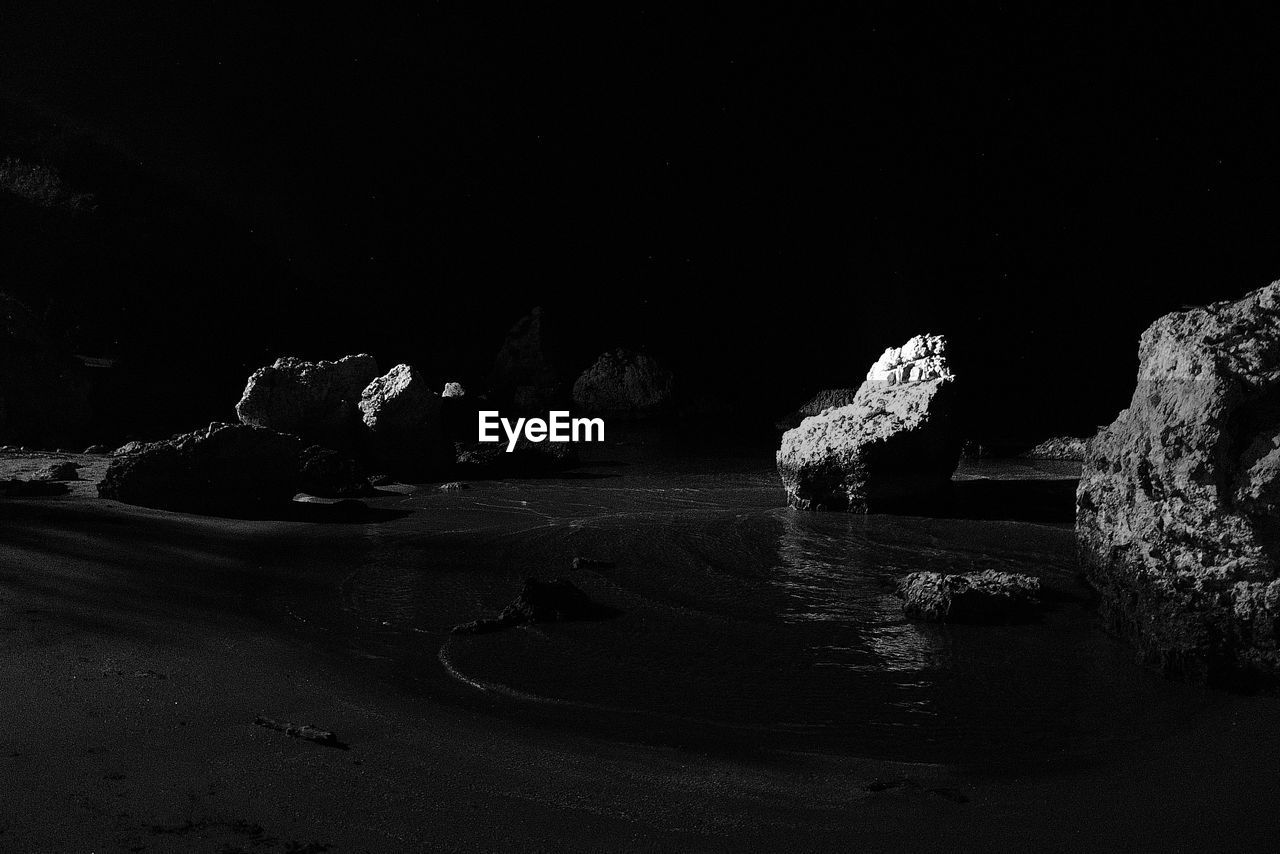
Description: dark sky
xmin=3 ymin=4 xmax=1280 ymax=438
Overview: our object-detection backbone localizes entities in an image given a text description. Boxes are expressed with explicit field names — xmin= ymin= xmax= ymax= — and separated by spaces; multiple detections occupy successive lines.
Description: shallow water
xmin=286 ymin=454 xmax=1227 ymax=769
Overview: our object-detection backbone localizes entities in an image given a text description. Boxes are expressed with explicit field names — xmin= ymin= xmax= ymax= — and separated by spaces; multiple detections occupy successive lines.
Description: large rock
xmin=488 ymin=307 xmax=567 ymax=411
xmin=897 ymin=570 xmax=1042 ymax=623
xmin=571 ymin=349 xmax=673 ymax=417
xmin=359 ymin=364 xmax=448 ymax=476
xmin=97 ymin=422 xmax=302 ymax=514
xmin=235 ymin=354 xmax=378 ymax=451
xmin=777 ymin=334 xmax=960 ymax=512
xmin=0 ymin=292 xmax=91 ymax=447
xmin=1077 ymin=282 xmax=1280 ymax=687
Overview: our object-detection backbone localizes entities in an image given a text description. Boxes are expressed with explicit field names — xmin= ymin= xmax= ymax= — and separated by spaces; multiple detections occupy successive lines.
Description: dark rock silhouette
xmin=452 ymin=578 xmax=616 ymax=634
xmin=0 ymin=479 xmax=69 ymax=497
xmin=897 ymin=570 xmax=1042 ymax=622
xmin=32 ymin=461 xmax=79 ymax=481
xmin=571 ymin=349 xmax=673 ymax=417
xmin=1078 ymin=282 xmax=1280 ymax=687
xmin=235 ymin=354 xmax=378 ymax=452
xmin=97 ymin=422 xmax=302 ymax=514
xmin=777 ymin=334 xmax=961 ymax=512
xmin=0 ymin=292 xmax=91 ymax=447
xmin=296 ymin=445 xmax=373 ymax=498
xmin=453 ymin=437 xmax=578 ymax=478
xmin=488 ymin=307 xmax=568 ymax=412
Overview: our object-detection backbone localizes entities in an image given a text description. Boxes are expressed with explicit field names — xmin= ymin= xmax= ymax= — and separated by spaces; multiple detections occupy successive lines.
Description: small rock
xmin=896 ymin=570 xmax=1041 ymax=623
xmin=1020 ymin=436 xmax=1087 ymax=460
xmin=32 ymin=461 xmax=79 ymax=481
xmin=83 ymin=444 xmax=111 ymax=454
xmin=441 ymin=381 xmax=466 ymax=398
xmin=437 ymin=481 xmax=470 ymax=491
xmin=452 ymin=578 xmax=616 ymax=634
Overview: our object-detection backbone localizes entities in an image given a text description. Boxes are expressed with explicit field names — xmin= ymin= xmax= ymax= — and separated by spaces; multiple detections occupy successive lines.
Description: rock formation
xmin=1077 ymin=282 xmax=1280 ymax=687
xmin=0 ymin=292 xmax=91 ymax=447
xmin=776 ymin=334 xmax=961 ymax=512
xmin=488 ymin=307 xmax=567 ymax=411
xmin=32 ymin=461 xmax=79 ymax=481
xmin=451 ymin=578 xmax=615 ymax=634
xmin=1021 ymin=436 xmax=1087 ymax=461
xmin=235 ymin=354 xmax=378 ymax=451
xmin=571 ymin=349 xmax=673 ymax=417
xmin=97 ymin=422 xmax=302 ymax=514
xmin=896 ymin=570 xmax=1042 ymax=623
xmin=441 ymin=381 xmax=466 ymax=398
xmin=359 ymin=364 xmax=448 ymax=475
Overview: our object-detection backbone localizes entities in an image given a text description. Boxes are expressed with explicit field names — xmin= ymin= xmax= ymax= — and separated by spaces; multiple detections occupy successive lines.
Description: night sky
xmin=4 ymin=4 xmax=1280 ymax=441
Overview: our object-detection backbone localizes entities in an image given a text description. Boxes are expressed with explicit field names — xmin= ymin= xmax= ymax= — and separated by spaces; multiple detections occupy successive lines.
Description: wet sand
xmin=2 ymin=451 xmax=1280 ymax=851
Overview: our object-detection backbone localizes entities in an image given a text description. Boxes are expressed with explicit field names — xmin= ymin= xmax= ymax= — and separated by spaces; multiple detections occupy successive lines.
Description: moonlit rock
xmin=235 ymin=354 xmax=378 ymax=451
xmin=571 ymin=349 xmax=673 ymax=416
xmin=865 ymin=333 xmax=952 ymax=386
xmin=359 ymin=364 xmax=448 ymax=475
xmin=1077 ymin=281 xmax=1280 ymax=687
xmin=442 ymin=381 xmax=466 ymax=398
xmin=776 ymin=333 xmax=960 ymax=512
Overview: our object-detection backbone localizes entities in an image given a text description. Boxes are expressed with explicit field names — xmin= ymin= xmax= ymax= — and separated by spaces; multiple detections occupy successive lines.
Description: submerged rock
xmin=296 ymin=445 xmax=373 ymax=498
xmin=97 ymin=422 xmax=302 ymax=514
xmin=235 ymin=354 xmax=378 ymax=451
xmin=777 ymin=334 xmax=961 ymax=512
xmin=32 ymin=461 xmax=79 ymax=481
xmin=571 ymin=349 xmax=673 ymax=417
xmin=775 ymin=388 xmax=861 ymax=431
xmin=1021 ymin=436 xmax=1087 ymax=461
xmin=452 ymin=578 xmax=615 ymax=634
xmin=897 ymin=570 xmax=1042 ymax=622
xmin=359 ymin=364 xmax=448 ymax=476
xmin=1077 ymin=282 xmax=1280 ymax=687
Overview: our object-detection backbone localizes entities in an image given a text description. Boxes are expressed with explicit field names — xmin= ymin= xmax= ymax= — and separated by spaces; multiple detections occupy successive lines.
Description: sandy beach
xmin=0 ymin=451 xmax=1277 ymax=852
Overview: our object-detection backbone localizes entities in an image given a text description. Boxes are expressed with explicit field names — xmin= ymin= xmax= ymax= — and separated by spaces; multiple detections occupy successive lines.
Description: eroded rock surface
xmin=571 ymin=349 xmax=673 ymax=416
xmin=235 ymin=354 xmax=378 ymax=451
xmin=897 ymin=570 xmax=1042 ymax=623
xmin=776 ymin=388 xmax=860 ymax=431
xmin=296 ymin=445 xmax=373 ymax=498
xmin=1077 ymin=282 xmax=1280 ymax=687
xmin=359 ymin=364 xmax=448 ymax=476
xmin=777 ymin=334 xmax=960 ymax=512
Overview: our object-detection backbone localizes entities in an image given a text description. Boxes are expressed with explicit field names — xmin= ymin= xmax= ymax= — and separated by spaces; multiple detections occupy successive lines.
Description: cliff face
xmin=1077 ymin=282 xmax=1280 ymax=686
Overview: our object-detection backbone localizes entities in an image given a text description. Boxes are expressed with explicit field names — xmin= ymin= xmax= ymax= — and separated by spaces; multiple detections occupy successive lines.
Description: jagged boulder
xmin=1077 ymin=282 xmax=1280 ymax=687
xmin=897 ymin=570 xmax=1042 ymax=623
xmin=0 ymin=292 xmax=91 ymax=447
xmin=97 ymin=422 xmax=302 ymax=514
xmin=777 ymin=334 xmax=960 ymax=512
xmin=441 ymin=381 xmax=466 ymax=398
xmin=359 ymin=364 xmax=448 ymax=476
xmin=235 ymin=354 xmax=378 ymax=451
xmin=571 ymin=349 xmax=673 ymax=417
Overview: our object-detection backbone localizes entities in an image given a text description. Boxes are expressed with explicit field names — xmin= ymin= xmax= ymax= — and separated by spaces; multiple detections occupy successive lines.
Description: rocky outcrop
xmin=1021 ymin=436 xmax=1087 ymax=461
xmin=897 ymin=570 xmax=1042 ymax=622
xmin=296 ymin=445 xmax=373 ymax=498
xmin=488 ymin=307 xmax=567 ymax=411
xmin=776 ymin=388 xmax=860 ymax=431
xmin=451 ymin=578 xmax=615 ymax=634
xmin=571 ymin=349 xmax=673 ymax=417
xmin=777 ymin=334 xmax=961 ymax=512
xmin=97 ymin=422 xmax=302 ymax=514
xmin=453 ymin=436 xmax=578 ymax=478
xmin=235 ymin=354 xmax=378 ymax=451
xmin=0 ymin=292 xmax=91 ymax=447
xmin=1077 ymin=282 xmax=1280 ymax=687
xmin=359 ymin=364 xmax=448 ymax=476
